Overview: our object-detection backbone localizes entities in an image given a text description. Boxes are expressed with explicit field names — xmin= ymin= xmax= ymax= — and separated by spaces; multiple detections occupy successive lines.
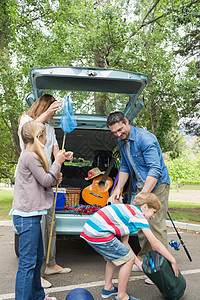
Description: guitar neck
xmin=100 ymin=157 xmax=116 ymax=184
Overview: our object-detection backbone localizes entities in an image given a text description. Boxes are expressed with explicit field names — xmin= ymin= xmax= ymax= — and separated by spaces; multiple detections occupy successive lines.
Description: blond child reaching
xmin=11 ymin=121 xmax=67 ymax=300
xmin=80 ymin=192 xmax=178 ymax=300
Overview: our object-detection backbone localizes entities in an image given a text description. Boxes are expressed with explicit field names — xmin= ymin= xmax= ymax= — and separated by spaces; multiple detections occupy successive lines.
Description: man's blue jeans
xmin=13 ymin=215 xmax=45 ymax=300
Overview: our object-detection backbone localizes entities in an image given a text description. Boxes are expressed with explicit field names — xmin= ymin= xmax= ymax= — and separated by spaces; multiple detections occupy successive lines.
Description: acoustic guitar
xmin=82 ymin=151 xmax=120 ymax=206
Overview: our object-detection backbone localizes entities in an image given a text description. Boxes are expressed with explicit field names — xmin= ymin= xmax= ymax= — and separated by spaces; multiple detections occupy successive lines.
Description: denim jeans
xmin=13 ymin=215 xmax=45 ymax=300
xmin=88 ymin=237 xmax=133 ymax=266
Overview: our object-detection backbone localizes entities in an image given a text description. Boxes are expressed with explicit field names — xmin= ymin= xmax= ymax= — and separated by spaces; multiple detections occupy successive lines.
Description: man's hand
xmin=112 ymin=186 xmax=123 ymax=203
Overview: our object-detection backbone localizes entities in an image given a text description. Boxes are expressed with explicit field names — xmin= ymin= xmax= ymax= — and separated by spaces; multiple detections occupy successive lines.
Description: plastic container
xmin=53 ymin=188 xmax=66 ymax=210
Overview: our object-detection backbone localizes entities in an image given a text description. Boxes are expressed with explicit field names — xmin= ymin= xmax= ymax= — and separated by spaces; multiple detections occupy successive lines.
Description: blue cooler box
xmin=53 ymin=188 xmax=66 ymax=210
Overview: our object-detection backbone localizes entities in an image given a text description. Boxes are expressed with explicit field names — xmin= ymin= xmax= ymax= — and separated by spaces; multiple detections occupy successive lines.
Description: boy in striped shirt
xmin=80 ymin=192 xmax=178 ymax=300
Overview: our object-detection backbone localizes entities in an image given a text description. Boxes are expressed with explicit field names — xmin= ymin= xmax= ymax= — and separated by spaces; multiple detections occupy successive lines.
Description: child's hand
xmin=57 ymin=172 xmax=63 ymax=183
xmin=55 ymin=150 xmax=66 ymax=164
xmin=65 ymin=151 xmax=73 ymax=161
xmin=135 ymin=257 xmax=143 ymax=271
xmin=171 ymin=260 xmax=179 ymax=277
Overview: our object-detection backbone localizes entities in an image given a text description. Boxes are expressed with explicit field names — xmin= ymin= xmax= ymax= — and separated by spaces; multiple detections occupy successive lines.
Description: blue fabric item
xmin=66 ymin=288 xmax=94 ymax=299
xmin=61 ymin=96 xmax=77 ymax=134
xmin=89 ymin=237 xmax=131 ymax=264
xmin=13 ymin=215 xmax=45 ymax=300
xmin=118 ymin=125 xmax=170 ymax=192
xmin=101 ymin=286 xmax=118 ymax=298
xmin=149 ymin=257 xmax=155 ymax=270
xmin=115 ymin=296 xmax=140 ymax=300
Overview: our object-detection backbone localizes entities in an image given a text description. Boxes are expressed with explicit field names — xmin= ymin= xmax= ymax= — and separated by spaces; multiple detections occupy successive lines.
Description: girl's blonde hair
xmin=18 ymin=94 xmax=56 ymax=124
xmin=133 ymin=192 xmax=161 ymax=211
xmin=21 ymin=121 xmax=49 ymax=172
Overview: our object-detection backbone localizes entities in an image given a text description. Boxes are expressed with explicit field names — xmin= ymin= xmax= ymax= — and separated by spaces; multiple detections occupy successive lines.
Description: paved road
xmin=0 ymin=225 xmax=199 ymax=300
xmin=169 ymin=189 xmax=200 ymax=203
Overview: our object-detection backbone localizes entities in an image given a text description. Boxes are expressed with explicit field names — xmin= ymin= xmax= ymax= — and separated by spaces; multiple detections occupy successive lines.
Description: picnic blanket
xmin=61 ymin=204 xmax=101 ymax=215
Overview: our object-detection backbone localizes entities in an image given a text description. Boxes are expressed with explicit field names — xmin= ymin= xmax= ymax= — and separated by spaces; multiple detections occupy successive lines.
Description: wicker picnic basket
xmin=65 ymin=188 xmax=81 ymax=206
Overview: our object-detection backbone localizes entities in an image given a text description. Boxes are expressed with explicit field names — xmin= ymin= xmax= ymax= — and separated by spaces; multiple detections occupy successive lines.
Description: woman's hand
xmin=36 ymin=101 xmax=61 ymax=123
xmin=47 ymin=101 xmax=61 ymax=113
xmin=45 ymin=101 xmax=61 ymax=120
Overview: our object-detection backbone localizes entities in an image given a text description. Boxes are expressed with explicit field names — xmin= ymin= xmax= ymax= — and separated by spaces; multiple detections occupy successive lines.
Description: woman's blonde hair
xmin=133 ymin=192 xmax=161 ymax=211
xmin=21 ymin=121 xmax=49 ymax=172
xmin=19 ymin=94 xmax=56 ymax=124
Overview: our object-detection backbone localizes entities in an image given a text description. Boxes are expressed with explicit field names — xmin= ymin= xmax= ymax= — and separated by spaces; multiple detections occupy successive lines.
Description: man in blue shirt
xmin=107 ymin=111 xmax=170 ymax=281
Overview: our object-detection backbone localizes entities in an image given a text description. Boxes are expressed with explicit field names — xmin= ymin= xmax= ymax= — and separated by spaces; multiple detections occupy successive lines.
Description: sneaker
xmin=132 ymin=264 xmax=142 ymax=272
xmin=101 ymin=286 xmax=118 ymax=298
xmin=145 ymin=278 xmax=154 ymax=285
xmin=44 ymin=296 xmax=57 ymax=300
xmin=115 ymin=296 xmax=140 ymax=300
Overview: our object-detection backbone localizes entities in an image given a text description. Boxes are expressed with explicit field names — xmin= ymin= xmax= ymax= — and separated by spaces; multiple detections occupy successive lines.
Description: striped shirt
xmin=80 ymin=204 xmax=149 ymax=244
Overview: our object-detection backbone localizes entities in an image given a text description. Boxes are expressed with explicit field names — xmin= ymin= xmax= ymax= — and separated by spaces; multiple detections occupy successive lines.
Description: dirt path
xmin=169 ymin=190 xmax=200 ymax=203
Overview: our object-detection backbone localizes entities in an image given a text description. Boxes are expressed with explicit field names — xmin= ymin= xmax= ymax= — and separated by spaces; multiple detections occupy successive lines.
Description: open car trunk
xmin=54 ymin=127 xmax=119 ymax=234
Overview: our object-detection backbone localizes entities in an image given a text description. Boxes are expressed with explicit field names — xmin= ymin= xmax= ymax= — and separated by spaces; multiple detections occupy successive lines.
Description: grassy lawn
xmin=177 ymin=184 xmax=200 ymax=190
xmin=0 ymin=189 xmax=200 ymax=224
xmin=168 ymin=202 xmax=200 ymax=225
xmin=0 ymin=189 xmax=14 ymax=220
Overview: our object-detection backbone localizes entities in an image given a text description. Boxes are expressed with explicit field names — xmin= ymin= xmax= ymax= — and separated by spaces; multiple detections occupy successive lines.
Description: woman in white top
xmin=18 ymin=94 xmax=73 ymax=288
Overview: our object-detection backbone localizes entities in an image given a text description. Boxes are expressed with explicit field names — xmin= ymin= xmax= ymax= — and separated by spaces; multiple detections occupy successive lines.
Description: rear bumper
xmin=13 ymin=212 xmax=137 ymax=236
xmin=55 ymin=211 xmax=137 ymax=236
xmin=55 ymin=212 xmax=91 ymax=235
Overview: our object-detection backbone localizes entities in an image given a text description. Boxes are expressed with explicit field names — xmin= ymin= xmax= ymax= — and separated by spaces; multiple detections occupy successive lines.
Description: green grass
xmin=168 ymin=202 xmax=200 ymax=209
xmin=167 ymin=212 xmax=200 ymax=224
xmin=177 ymin=184 xmax=200 ymax=190
xmin=0 ymin=189 xmax=14 ymax=220
xmin=170 ymin=184 xmax=200 ymax=190
xmin=168 ymin=201 xmax=200 ymax=225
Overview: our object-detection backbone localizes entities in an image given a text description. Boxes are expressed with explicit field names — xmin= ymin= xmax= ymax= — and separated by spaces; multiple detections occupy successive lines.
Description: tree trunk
xmin=94 ymin=93 xmax=108 ymax=116
xmin=176 ymin=178 xmax=179 ymax=192
xmin=93 ymin=50 xmax=108 ymax=115
xmin=149 ymin=100 xmax=157 ymax=135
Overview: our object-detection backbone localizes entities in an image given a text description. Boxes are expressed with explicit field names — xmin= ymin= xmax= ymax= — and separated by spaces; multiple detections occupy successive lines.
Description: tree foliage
xmin=166 ymin=149 xmax=200 ymax=191
xmin=0 ymin=0 xmax=199 ymax=183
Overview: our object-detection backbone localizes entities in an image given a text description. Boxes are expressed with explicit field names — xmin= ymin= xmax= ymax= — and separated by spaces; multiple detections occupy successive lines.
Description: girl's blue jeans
xmin=13 ymin=215 xmax=45 ymax=300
